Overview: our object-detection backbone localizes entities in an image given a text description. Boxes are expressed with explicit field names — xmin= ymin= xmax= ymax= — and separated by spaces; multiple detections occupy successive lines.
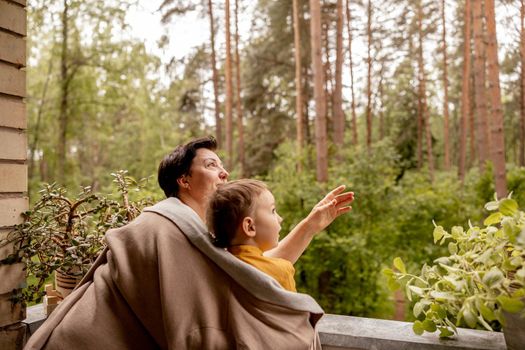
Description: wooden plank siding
xmin=0 ymin=96 xmax=26 ymax=129
xmin=0 ymin=0 xmax=27 ymax=36
xmin=0 ymin=1 xmax=27 ymax=347
xmin=0 ymin=31 xmax=25 ymax=66
xmin=0 ymin=129 xmax=26 ymax=160
xmin=0 ymin=64 xmax=26 ymax=98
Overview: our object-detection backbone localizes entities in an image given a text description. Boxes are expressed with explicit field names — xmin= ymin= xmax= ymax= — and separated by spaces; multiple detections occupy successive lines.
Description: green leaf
xmin=483 ymin=212 xmax=503 ymax=226
xmin=499 ymin=198 xmax=518 ymax=216
xmin=433 ymin=226 xmax=445 ymax=244
xmin=451 ymin=226 xmax=464 ymax=239
xmin=478 ymin=302 xmax=496 ymax=322
xmin=408 ymin=285 xmax=425 ymax=296
xmin=517 ymin=268 xmax=525 ymax=281
xmin=413 ymin=320 xmax=425 ymax=335
xmin=422 ymin=319 xmax=437 ymax=332
xmin=512 ymin=289 xmax=525 ymax=298
xmin=502 ymin=218 xmax=517 ymax=242
xmin=482 ymin=267 xmax=504 ymax=288
xmin=497 ymin=296 xmax=525 ymax=313
xmin=474 ymin=248 xmax=494 ymax=264
xmin=413 ymin=302 xmax=424 ymax=318
xmin=387 ymin=278 xmax=400 ymax=291
xmin=430 ymin=291 xmax=456 ymax=301
xmin=485 ymin=201 xmax=499 ymax=211
xmin=381 ymin=267 xmax=394 ymax=277
xmin=431 ymin=303 xmax=447 ymax=319
xmin=463 ymin=307 xmax=478 ymax=328
xmin=438 ymin=327 xmax=454 ymax=338
xmin=393 ymin=257 xmax=406 ymax=274
xmin=405 ymin=284 xmax=412 ymax=302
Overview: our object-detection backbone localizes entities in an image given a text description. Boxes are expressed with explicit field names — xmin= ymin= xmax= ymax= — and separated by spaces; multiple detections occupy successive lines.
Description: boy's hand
xmin=306 ymin=185 xmax=354 ymax=234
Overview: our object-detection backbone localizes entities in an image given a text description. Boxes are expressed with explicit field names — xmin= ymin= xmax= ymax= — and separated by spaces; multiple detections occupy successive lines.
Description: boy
xmin=207 ymin=179 xmax=352 ymax=292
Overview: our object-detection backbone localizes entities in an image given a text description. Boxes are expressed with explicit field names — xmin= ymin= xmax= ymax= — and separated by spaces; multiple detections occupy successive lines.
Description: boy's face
xmin=253 ymin=189 xmax=283 ymax=251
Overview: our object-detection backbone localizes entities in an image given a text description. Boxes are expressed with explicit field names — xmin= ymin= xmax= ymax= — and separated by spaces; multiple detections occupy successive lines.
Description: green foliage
xmin=385 ymin=196 xmax=525 ymax=337
xmin=264 ymin=140 xmax=524 ymax=319
xmin=1 ymin=171 xmax=153 ymax=304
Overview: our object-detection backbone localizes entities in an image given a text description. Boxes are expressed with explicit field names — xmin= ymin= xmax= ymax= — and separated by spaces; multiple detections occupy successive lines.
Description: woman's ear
xmin=242 ymin=217 xmax=256 ymax=238
xmin=176 ymin=175 xmax=190 ymax=190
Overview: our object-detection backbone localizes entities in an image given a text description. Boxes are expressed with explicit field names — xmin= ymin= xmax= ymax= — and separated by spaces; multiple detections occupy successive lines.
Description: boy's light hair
xmin=207 ymin=179 xmax=268 ymax=248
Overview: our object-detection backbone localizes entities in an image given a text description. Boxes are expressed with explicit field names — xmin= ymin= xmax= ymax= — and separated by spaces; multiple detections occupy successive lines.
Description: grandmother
xmin=25 ymin=136 xmax=353 ymax=350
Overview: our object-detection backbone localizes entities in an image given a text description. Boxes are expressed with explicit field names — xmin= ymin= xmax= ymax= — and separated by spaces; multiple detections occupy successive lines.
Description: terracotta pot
xmin=54 ymin=269 xmax=82 ymax=299
xmin=503 ymin=310 xmax=525 ymax=350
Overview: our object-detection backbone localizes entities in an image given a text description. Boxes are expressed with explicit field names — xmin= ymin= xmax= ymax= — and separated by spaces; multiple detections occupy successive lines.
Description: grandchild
xmin=207 ymin=179 xmax=353 ymax=292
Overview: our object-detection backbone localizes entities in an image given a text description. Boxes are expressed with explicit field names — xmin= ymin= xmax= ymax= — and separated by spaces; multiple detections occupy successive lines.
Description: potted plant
xmin=0 ymin=170 xmax=153 ymax=304
xmin=383 ymin=195 xmax=525 ymax=349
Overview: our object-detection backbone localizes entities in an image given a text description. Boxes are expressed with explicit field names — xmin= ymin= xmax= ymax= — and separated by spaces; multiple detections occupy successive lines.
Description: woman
xmin=25 ymin=136 xmax=353 ymax=350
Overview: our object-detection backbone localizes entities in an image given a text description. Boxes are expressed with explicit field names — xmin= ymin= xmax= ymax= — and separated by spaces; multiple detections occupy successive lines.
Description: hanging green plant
xmin=383 ymin=194 xmax=525 ymax=339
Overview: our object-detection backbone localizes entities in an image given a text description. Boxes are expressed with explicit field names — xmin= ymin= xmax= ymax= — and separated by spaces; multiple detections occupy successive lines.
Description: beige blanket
xmin=24 ymin=197 xmax=324 ymax=349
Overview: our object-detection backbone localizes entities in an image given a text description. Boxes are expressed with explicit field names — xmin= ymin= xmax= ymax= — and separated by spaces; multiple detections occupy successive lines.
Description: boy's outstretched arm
xmin=264 ymin=185 xmax=354 ymax=264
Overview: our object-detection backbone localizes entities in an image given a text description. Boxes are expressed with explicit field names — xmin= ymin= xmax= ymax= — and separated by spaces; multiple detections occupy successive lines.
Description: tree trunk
xmin=234 ymin=0 xmax=244 ymax=176
xmin=207 ymin=0 xmax=222 ymax=148
xmin=459 ymin=0 xmax=472 ymax=182
xmin=441 ymin=0 xmax=451 ymax=170
xmin=303 ymin=65 xmax=312 ymax=145
xmin=29 ymin=59 xmax=53 ymax=181
xmin=469 ymin=63 xmax=476 ymax=167
xmin=378 ymin=64 xmax=385 ymax=140
xmin=322 ymin=20 xmax=333 ymax=131
xmin=417 ymin=1 xmax=434 ymax=180
xmin=520 ymin=0 xmax=525 ymax=167
xmin=333 ymin=0 xmax=344 ymax=148
xmin=416 ymin=2 xmax=423 ymax=170
xmin=484 ymin=0 xmax=507 ymax=198
xmin=293 ymin=0 xmax=304 ymax=171
xmin=365 ymin=0 xmax=373 ymax=150
xmin=225 ymin=0 xmax=233 ymax=170
xmin=345 ymin=0 xmax=358 ymax=146
xmin=472 ymin=0 xmax=490 ymax=172
xmin=310 ymin=0 xmax=328 ymax=182
xmin=57 ymin=0 xmax=69 ymax=184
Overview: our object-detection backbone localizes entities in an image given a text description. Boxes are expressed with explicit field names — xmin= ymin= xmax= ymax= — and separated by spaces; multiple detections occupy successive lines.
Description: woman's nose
xmin=219 ymin=168 xmax=229 ymax=180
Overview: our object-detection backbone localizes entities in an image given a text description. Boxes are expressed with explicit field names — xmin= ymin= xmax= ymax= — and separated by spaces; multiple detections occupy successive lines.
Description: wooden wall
xmin=0 ymin=0 xmax=28 ymax=349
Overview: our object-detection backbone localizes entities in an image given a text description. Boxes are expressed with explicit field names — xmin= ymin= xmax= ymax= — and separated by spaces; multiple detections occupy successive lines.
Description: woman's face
xmin=184 ymin=148 xmax=229 ymax=202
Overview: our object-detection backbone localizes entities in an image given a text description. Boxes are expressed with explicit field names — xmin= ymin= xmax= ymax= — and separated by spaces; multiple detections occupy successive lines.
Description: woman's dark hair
xmin=157 ymin=136 xmax=217 ymax=198
xmin=207 ymin=179 xmax=268 ymax=248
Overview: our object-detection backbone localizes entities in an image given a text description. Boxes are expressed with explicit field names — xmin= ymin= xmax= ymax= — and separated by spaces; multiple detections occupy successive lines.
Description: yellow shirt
xmin=228 ymin=245 xmax=297 ymax=292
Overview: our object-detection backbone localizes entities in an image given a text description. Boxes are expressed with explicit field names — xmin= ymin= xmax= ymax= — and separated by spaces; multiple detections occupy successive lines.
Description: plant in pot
xmin=0 ymin=170 xmax=153 ymax=304
xmin=383 ymin=195 xmax=525 ymax=349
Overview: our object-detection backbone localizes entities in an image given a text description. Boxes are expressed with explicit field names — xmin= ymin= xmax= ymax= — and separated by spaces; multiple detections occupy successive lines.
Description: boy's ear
xmin=242 ymin=217 xmax=256 ymax=238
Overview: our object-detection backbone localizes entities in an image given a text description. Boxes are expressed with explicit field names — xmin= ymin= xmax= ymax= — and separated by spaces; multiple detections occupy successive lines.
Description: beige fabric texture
xmin=24 ymin=197 xmax=323 ymax=350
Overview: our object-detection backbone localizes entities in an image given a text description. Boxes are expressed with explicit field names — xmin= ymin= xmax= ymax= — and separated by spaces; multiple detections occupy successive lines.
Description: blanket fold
xmin=24 ymin=197 xmax=323 ymax=350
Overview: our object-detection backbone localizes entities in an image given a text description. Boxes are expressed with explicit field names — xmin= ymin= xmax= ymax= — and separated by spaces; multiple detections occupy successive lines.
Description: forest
xmin=25 ymin=0 xmax=525 ymax=320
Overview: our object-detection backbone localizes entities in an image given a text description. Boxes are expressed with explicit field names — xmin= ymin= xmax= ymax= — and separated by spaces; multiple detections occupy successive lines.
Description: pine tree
xmin=310 ymin=0 xmax=328 ymax=182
